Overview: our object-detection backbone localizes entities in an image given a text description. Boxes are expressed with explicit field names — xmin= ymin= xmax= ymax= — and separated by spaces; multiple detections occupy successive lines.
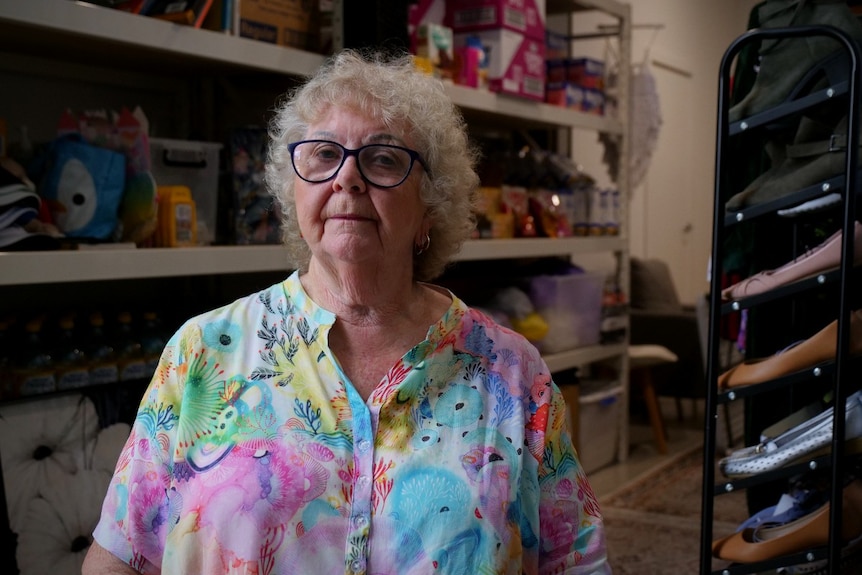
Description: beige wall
xmin=567 ymin=1 xmax=760 ymax=304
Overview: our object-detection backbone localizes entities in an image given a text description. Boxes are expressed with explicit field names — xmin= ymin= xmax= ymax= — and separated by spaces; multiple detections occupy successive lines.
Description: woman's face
xmin=294 ymin=107 xmax=430 ymax=271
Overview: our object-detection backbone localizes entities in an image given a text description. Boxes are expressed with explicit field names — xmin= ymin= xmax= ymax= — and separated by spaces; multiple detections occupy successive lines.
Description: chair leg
xmin=635 ymin=369 xmax=669 ymax=455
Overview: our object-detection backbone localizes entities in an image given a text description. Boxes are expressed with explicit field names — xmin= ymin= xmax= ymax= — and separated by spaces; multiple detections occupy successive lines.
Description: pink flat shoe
xmin=722 ymin=221 xmax=862 ymax=301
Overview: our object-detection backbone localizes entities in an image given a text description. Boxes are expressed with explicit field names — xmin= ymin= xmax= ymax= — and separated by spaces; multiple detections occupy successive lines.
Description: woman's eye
xmin=313 ymin=144 xmax=341 ymax=161
xmin=367 ymin=149 xmax=401 ymax=168
xmin=372 ymin=153 xmax=396 ymax=166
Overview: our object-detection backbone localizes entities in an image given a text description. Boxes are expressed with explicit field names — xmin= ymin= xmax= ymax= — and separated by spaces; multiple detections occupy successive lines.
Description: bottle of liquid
xmin=115 ymin=311 xmax=147 ymax=382
xmin=13 ymin=316 xmax=56 ymax=397
xmin=140 ymin=311 xmax=166 ymax=377
xmin=54 ymin=314 xmax=90 ymax=390
xmin=86 ymin=311 xmax=118 ymax=386
xmin=157 ymin=186 xmax=197 ymax=247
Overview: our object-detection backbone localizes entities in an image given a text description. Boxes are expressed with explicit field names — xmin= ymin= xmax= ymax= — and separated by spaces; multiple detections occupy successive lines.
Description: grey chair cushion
xmin=630 ymin=257 xmax=681 ymax=311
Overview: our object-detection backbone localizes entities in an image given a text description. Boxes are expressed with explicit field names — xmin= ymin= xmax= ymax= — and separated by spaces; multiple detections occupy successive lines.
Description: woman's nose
xmin=332 ymin=155 xmax=366 ymax=193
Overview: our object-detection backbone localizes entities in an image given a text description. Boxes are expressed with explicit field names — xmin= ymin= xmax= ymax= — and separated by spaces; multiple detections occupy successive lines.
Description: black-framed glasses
xmin=288 ymin=140 xmax=430 ymax=189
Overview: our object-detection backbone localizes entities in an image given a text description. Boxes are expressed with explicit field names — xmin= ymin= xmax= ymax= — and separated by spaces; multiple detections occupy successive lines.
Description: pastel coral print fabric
xmin=92 ymin=271 xmax=610 ymax=575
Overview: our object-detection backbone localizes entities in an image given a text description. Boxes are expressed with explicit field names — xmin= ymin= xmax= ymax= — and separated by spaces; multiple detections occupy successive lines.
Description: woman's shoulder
xmin=169 ymin=281 xmax=294 ymax=342
xmin=460 ymin=303 xmax=544 ymax=360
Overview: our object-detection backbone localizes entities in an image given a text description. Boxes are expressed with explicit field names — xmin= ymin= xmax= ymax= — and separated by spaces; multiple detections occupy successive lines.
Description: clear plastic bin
xmin=529 ymin=271 xmax=605 ymax=353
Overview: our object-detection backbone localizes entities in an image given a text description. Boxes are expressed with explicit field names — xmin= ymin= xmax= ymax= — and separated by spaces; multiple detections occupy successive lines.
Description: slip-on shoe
xmin=719 ymin=391 xmax=862 ymax=478
xmin=712 ymin=479 xmax=862 ymax=563
xmin=722 ymin=221 xmax=862 ymax=301
xmin=717 ymin=309 xmax=862 ymax=390
xmin=735 ymin=486 xmax=829 ymax=532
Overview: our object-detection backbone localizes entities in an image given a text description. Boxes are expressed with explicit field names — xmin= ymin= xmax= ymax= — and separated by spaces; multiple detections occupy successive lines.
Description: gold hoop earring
xmin=415 ymin=233 xmax=430 ymax=255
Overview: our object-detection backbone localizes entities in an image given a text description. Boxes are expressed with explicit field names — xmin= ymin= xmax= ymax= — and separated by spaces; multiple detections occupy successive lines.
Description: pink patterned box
xmin=456 ymin=29 xmax=546 ymax=101
xmin=445 ymin=0 xmax=546 ymax=40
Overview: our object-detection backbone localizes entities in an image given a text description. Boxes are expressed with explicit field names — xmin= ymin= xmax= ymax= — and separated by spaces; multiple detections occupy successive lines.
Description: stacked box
xmin=567 ymin=57 xmax=605 ymax=89
xmin=446 ymin=0 xmax=546 ymax=101
xmin=238 ymin=0 xmax=317 ymax=50
xmin=454 ymin=29 xmax=545 ymax=101
xmin=546 ymin=57 xmax=606 ymax=113
xmin=445 ymin=0 xmax=545 ymax=40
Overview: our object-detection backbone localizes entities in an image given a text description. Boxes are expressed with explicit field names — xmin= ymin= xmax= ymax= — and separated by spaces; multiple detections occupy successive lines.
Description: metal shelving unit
xmin=0 ymin=3 xmax=633 ymax=571
xmin=701 ymin=24 xmax=862 ymax=575
xmin=0 ymin=0 xmax=631 ymax=373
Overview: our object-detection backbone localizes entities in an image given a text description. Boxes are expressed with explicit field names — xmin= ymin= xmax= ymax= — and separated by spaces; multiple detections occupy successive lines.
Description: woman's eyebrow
xmin=306 ymin=131 xmax=405 ymax=146
xmin=308 ymin=130 xmax=338 ymax=140
xmin=366 ymin=133 xmax=404 ymax=145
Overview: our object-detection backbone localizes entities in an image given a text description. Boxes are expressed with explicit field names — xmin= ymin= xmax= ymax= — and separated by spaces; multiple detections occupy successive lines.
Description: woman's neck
xmin=302 ymin=258 xmax=418 ymax=327
xmin=300 ymin=260 xmax=451 ymax=400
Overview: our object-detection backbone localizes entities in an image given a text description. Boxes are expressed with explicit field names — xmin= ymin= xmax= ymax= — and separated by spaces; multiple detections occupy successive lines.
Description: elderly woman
xmin=84 ymin=50 xmax=611 ymax=575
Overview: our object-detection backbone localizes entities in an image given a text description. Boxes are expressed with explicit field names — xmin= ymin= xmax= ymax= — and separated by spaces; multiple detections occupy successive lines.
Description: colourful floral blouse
xmin=93 ymin=272 xmax=611 ymax=575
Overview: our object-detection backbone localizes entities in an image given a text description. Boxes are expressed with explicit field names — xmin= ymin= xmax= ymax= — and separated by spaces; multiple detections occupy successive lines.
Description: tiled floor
xmin=590 ymin=396 xmax=745 ymax=501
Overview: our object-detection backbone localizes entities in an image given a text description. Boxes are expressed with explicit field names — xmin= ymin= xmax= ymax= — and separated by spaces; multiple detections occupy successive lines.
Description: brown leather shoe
xmin=717 ymin=309 xmax=862 ymax=390
xmin=712 ymin=480 xmax=862 ymax=563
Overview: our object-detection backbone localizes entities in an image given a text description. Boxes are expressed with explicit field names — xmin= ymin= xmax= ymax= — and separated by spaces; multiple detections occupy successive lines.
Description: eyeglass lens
xmin=292 ymin=141 xmax=415 ymax=187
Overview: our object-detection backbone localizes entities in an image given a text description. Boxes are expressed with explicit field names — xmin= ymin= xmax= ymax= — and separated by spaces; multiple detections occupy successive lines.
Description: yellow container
xmin=157 ymin=185 xmax=197 ymax=247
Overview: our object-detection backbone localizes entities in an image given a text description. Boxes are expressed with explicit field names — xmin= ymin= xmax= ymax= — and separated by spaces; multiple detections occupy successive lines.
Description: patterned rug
xmin=599 ymin=446 xmax=750 ymax=574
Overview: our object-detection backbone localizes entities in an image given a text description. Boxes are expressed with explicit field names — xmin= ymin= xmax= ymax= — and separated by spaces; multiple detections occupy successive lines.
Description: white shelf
xmin=558 ymin=0 xmax=630 ymax=18
xmin=0 ymin=0 xmax=631 ymax=425
xmin=445 ymin=84 xmax=622 ymax=133
xmin=455 ymin=236 xmax=625 ymax=260
xmin=0 ymin=237 xmax=624 ymax=286
xmin=543 ymin=343 xmax=626 ymax=373
xmin=0 ymin=0 xmax=326 ymax=76
xmin=0 ymin=1 xmax=622 ymax=134
xmin=0 ymin=246 xmax=293 ymax=285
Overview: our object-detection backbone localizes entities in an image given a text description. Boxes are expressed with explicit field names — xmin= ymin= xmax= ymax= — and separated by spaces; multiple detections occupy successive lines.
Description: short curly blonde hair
xmin=265 ymin=49 xmax=479 ymax=281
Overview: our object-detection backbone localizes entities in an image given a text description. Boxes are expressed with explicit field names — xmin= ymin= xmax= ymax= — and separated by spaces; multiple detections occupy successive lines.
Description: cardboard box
xmin=547 ymin=82 xmax=605 ymax=114
xmin=455 ymin=29 xmax=545 ymax=101
xmin=238 ymin=0 xmax=316 ymax=50
xmin=446 ymin=0 xmax=545 ymax=40
xmin=567 ymin=57 xmax=605 ymax=90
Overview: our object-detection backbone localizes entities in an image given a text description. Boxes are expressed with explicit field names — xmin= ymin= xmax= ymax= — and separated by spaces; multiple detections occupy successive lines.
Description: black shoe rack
xmin=701 ymin=25 xmax=862 ymax=575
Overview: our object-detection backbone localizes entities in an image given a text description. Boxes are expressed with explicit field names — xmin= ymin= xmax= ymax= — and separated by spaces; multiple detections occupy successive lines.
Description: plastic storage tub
xmin=149 ymin=138 xmax=222 ymax=244
xmin=577 ymin=378 xmax=622 ymax=473
xmin=529 ymin=271 xmax=605 ymax=353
